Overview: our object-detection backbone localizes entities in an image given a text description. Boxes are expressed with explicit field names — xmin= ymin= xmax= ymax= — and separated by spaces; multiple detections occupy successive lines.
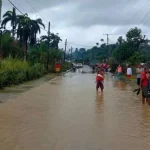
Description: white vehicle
xmin=77 ymin=63 xmax=83 ymax=68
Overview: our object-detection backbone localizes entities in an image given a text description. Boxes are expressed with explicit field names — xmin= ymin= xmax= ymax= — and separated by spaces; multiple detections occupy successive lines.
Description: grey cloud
xmin=2 ymin=0 xmax=150 ymax=47
xmin=3 ymin=0 xmax=150 ymax=28
xmin=3 ymin=0 xmax=74 ymax=13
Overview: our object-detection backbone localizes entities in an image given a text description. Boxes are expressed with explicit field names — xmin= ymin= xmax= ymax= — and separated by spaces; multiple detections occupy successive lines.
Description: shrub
xmin=61 ymin=63 xmax=71 ymax=72
xmin=0 ymin=57 xmax=47 ymax=88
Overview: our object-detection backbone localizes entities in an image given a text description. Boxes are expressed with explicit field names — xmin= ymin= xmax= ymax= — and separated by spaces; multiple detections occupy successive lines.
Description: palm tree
xmin=50 ymin=33 xmax=62 ymax=49
xmin=1 ymin=7 xmax=17 ymax=37
xmin=30 ymin=18 xmax=45 ymax=45
xmin=17 ymin=14 xmax=45 ymax=60
xmin=40 ymin=33 xmax=62 ymax=49
xmin=17 ymin=14 xmax=32 ymax=60
xmin=40 ymin=35 xmax=50 ymax=46
xmin=0 ymin=0 xmax=2 ymax=23
xmin=0 ymin=27 xmax=10 ymax=35
xmin=117 ymin=36 xmax=124 ymax=45
xmin=96 ymin=42 xmax=99 ymax=47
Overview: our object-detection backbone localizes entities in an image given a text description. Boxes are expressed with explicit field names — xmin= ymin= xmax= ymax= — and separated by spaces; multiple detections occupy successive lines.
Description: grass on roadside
xmin=0 ymin=57 xmax=46 ymax=88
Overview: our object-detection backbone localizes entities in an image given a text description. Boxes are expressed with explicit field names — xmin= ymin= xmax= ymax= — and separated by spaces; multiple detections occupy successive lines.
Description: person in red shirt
xmin=116 ymin=65 xmax=122 ymax=80
xmin=96 ymin=68 xmax=104 ymax=92
xmin=140 ymin=67 xmax=150 ymax=105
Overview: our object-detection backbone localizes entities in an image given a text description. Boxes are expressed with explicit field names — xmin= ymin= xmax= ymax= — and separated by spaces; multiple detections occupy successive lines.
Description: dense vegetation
xmin=73 ymin=27 xmax=150 ymax=67
xmin=0 ymin=7 xmax=70 ymax=88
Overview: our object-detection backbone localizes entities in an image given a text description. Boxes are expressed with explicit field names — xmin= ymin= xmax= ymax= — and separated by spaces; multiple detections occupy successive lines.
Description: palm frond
xmin=1 ymin=18 xmax=11 ymax=27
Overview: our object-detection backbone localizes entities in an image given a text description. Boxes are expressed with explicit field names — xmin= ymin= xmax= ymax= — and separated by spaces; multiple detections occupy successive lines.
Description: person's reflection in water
xmin=95 ymin=92 xmax=104 ymax=128
xmin=95 ymin=92 xmax=104 ymax=114
xmin=114 ymin=81 xmax=127 ymax=91
xmin=141 ymin=106 xmax=150 ymax=130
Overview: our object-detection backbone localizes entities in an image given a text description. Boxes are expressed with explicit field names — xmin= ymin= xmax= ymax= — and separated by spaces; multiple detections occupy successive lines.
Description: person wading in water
xmin=126 ymin=65 xmax=132 ymax=81
xmin=136 ymin=64 xmax=143 ymax=88
xmin=96 ymin=68 xmax=104 ymax=92
xmin=133 ymin=64 xmax=143 ymax=95
xmin=140 ymin=67 xmax=150 ymax=105
xmin=116 ymin=64 xmax=122 ymax=80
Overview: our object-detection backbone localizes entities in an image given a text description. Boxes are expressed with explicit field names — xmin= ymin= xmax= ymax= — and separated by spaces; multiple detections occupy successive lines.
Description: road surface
xmin=0 ymin=66 xmax=150 ymax=150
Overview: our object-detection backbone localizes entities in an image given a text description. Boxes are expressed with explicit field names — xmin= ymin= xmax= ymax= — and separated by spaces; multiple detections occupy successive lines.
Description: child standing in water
xmin=116 ymin=64 xmax=122 ymax=80
xmin=96 ymin=68 xmax=104 ymax=92
xmin=127 ymin=65 xmax=132 ymax=81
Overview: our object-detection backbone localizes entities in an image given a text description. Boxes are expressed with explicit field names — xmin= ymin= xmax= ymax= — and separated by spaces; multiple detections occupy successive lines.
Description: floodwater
xmin=0 ymin=73 xmax=56 ymax=103
xmin=0 ymin=66 xmax=150 ymax=150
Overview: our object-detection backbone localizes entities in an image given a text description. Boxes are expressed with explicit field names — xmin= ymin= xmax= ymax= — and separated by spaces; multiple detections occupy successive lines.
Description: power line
xmin=13 ymin=0 xmax=27 ymax=14
xmin=67 ymin=42 xmax=93 ymax=48
xmin=16 ymin=0 xmax=91 ymax=48
xmin=8 ymin=0 xmax=24 ymax=14
xmin=23 ymin=0 xmax=49 ymax=23
xmin=111 ymin=0 xmax=130 ymax=33
xmin=129 ymin=0 xmax=150 ymax=25
xmin=7 ymin=0 xmax=48 ymax=33
xmin=23 ymin=0 xmax=58 ymax=33
xmin=139 ymin=3 xmax=150 ymax=27
xmin=111 ymin=0 xmax=150 ymax=34
xmin=7 ymin=0 xmax=95 ymax=49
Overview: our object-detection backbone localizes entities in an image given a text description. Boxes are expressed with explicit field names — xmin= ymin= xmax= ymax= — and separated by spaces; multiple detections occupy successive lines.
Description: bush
xmin=0 ymin=57 xmax=47 ymax=88
xmin=61 ymin=62 xmax=71 ymax=72
xmin=27 ymin=63 xmax=46 ymax=80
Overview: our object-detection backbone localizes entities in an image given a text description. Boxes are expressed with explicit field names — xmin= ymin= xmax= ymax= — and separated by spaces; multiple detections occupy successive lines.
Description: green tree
xmin=50 ymin=33 xmax=62 ymax=49
xmin=126 ymin=27 xmax=146 ymax=51
xmin=113 ymin=42 xmax=133 ymax=63
xmin=117 ymin=36 xmax=125 ymax=45
xmin=17 ymin=14 xmax=45 ymax=60
xmin=40 ymin=35 xmax=50 ymax=46
xmin=28 ymin=43 xmax=48 ymax=66
xmin=30 ymin=18 xmax=45 ymax=45
xmin=96 ymin=42 xmax=99 ymax=47
xmin=41 ymin=33 xmax=62 ymax=49
xmin=1 ymin=7 xmax=17 ymax=37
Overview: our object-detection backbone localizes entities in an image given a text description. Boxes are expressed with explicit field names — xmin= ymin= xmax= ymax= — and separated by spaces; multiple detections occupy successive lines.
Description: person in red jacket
xmin=140 ymin=67 xmax=150 ymax=105
xmin=96 ymin=69 xmax=104 ymax=92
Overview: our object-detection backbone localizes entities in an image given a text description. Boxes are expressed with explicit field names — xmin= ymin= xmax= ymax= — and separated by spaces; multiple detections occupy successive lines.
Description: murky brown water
xmin=0 ymin=66 xmax=150 ymax=150
xmin=0 ymin=73 xmax=56 ymax=103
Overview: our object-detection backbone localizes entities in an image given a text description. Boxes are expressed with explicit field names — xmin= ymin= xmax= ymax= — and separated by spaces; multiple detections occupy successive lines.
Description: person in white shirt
xmin=136 ymin=64 xmax=143 ymax=88
xmin=127 ymin=65 xmax=132 ymax=80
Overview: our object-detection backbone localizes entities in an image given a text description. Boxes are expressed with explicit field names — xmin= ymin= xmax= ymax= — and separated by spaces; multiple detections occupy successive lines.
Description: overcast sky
xmin=2 ymin=0 xmax=150 ymax=50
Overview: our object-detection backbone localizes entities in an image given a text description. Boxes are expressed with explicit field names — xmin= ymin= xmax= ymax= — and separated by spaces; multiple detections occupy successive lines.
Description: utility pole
xmin=0 ymin=0 xmax=2 ymax=23
xmin=64 ymin=39 xmax=67 ymax=62
xmin=103 ymin=33 xmax=112 ymax=58
xmin=48 ymin=22 xmax=50 ymax=48
xmin=103 ymin=33 xmax=112 ymax=47
xmin=70 ymin=47 xmax=73 ymax=62
xmin=47 ymin=22 xmax=50 ymax=70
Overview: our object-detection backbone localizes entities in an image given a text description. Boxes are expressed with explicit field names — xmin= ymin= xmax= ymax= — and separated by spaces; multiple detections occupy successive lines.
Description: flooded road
xmin=0 ymin=73 xmax=56 ymax=103
xmin=0 ymin=66 xmax=150 ymax=150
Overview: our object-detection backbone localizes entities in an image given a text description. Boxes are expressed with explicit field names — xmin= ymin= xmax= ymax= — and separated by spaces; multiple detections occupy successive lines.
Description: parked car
xmin=77 ymin=63 xmax=83 ymax=68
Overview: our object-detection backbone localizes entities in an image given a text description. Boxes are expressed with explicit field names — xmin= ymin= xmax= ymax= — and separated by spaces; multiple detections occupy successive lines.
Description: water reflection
xmin=95 ymin=92 xmax=104 ymax=113
xmin=114 ymin=80 xmax=127 ymax=90
xmin=141 ymin=106 xmax=150 ymax=129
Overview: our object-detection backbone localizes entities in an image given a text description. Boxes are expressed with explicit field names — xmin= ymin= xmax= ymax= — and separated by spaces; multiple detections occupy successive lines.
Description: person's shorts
xmin=142 ymin=86 xmax=149 ymax=98
xmin=96 ymin=81 xmax=104 ymax=89
xmin=127 ymin=75 xmax=131 ymax=78
xmin=137 ymin=78 xmax=140 ymax=86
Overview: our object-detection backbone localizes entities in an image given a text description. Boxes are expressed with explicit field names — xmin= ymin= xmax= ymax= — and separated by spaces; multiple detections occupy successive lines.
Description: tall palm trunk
xmin=12 ymin=26 xmax=15 ymax=38
xmin=24 ymin=40 xmax=28 ymax=61
xmin=0 ymin=0 xmax=2 ymax=23
xmin=0 ymin=34 xmax=3 ymax=59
